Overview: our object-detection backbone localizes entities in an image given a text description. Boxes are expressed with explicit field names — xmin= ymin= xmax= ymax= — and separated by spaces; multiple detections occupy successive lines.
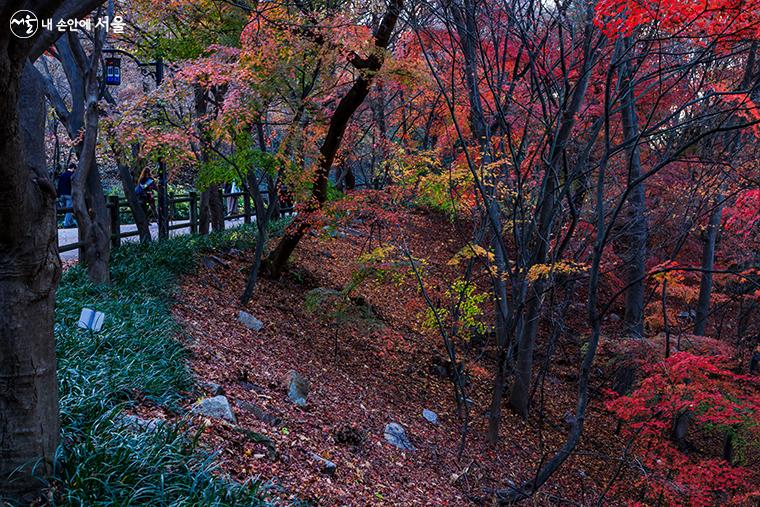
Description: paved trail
xmin=58 ymin=219 xmax=246 ymax=261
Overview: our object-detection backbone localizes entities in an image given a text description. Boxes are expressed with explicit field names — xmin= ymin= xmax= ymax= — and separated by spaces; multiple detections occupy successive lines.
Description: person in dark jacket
xmin=57 ymin=163 xmax=76 ymax=228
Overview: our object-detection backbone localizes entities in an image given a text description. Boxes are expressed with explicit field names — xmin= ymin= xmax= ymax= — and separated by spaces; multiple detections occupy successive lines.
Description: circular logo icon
xmin=10 ymin=10 xmax=38 ymax=39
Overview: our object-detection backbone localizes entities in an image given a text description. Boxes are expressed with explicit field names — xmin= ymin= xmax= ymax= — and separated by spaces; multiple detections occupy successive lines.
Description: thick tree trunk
xmin=0 ymin=62 xmax=61 ymax=503
xmin=73 ymin=158 xmax=111 ymax=283
xmin=693 ymin=197 xmax=724 ymax=335
xmin=509 ymin=278 xmax=547 ymax=418
xmin=72 ymin=46 xmax=110 ymax=284
xmin=619 ymin=39 xmax=648 ymax=339
xmin=487 ymin=233 xmax=510 ymax=444
xmin=116 ymin=158 xmax=151 ymax=244
xmin=199 ymin=185 xmax=225 ymax=234
xmin=1 ymin=2 xmax=105 ymax=500
xmin=199 ymin=188 xmax=211 ymax=235
xmin=209 ymin=184 xmax=225 ymax=232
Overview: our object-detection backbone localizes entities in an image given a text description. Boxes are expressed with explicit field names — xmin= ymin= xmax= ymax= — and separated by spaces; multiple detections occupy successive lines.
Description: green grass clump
xmin=52 ymin=225 xmax=278 ymax=506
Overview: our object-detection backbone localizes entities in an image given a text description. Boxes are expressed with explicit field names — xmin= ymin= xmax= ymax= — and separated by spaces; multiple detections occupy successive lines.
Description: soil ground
xmin=172 ymin=210 xmax=629 ymax=506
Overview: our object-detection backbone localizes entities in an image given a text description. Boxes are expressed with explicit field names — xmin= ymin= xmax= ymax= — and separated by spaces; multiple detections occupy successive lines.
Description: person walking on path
xmin=57 ymin=163 xmax=76 ymax=228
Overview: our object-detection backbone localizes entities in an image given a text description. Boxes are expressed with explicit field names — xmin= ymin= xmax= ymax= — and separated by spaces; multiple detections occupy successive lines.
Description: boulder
xmin=384 ymin=422 xmax=415 ymax=451
xmin=422 ymin=409 xmax=439 ymax=425
xmin=239 ymin=311 xmax=264 ymax=332
xmin=191 ymin=395 xmax=237 ymax=423
xmin=284 ymin=370 xmax=309 ymax=407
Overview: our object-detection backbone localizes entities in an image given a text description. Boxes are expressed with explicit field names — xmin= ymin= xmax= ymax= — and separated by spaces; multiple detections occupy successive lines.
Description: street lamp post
xmin=154 ymin=57 xmax=169 ymax=240
xmin=104 ymin=49 xmax=169 ymax=240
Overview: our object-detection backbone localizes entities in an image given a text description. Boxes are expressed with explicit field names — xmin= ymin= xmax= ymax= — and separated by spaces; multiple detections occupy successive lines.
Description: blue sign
xmin=105 ymin=57 xmax=121 ymax=85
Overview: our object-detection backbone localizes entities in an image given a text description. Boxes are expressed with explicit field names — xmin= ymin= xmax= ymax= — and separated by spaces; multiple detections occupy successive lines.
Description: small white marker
xmin=78 ymin=308 xmax=105 ymax=332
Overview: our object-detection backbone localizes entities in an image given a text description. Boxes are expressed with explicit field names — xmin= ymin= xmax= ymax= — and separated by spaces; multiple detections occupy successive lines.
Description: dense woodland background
xmin=0 ymin=0 xmax=759 ymax=505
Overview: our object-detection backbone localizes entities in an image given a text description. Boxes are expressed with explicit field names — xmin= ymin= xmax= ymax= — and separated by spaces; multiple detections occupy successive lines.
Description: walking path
xmin=58 ymin=218 xmax=246 ymax=261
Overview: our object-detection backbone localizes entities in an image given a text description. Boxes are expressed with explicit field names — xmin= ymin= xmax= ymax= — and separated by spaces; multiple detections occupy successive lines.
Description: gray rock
xmin=284 ymin=370 xmax=309 ymax=407
xmin=191 ymin=395 xmax=237 ymax=423
xmin=239 ymin=311 xmax=264 ymax=332
xmin=422 ymin=409 xmax=439 ymax=425
xmin=236 ymin=400 xmax=282 ymax=427
xmin=384 ymin=422 xmax=415 ymax=451
xmin=115 ymin=414 xmax=163 ymax=432
xmin=310 ymin=452 xmax=337 ymax=476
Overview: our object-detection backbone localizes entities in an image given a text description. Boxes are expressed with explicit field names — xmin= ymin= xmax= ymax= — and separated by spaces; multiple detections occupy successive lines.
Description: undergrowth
xmin=50 ymin=222 xmax=290 ymax=506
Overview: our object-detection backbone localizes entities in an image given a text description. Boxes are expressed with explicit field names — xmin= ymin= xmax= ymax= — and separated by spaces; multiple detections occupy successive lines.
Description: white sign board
xmin=78 ymin=308 xmax=105 ymax=332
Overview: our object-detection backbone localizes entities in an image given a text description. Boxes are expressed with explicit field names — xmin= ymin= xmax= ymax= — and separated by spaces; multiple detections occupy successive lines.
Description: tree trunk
xmin=1 ymin=2 xmax=106 ymax=500
xmin=73 ymin=158 xmax=111 ymax=283
xmin=672 ymin=410 xmax=691 ymax=451
xmin=619 ymin=39 xmax=648 ymax=339
xmin=509 ymin=278 xmax=547 ymax=418
xmin=72 ymin=43 xmax=110 ymax=284
xmin=0 ymin=62 xmax=61 ymax=503
xmin=116 ymin=156 xmax=151 ymax=244
xmin=210 ymin=184 xmax=225 ymax=232
xmin=199 ymin=188 xmax=211 ymax=235
xmin=266 ymin=0 xmax=403 ymax=277
xmin=693 ymin=197 xmax=723 ymax=335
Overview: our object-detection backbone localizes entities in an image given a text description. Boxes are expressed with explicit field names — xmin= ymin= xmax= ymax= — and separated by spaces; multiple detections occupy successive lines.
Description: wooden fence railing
xmin=57 ymin=189 xmax=291 ymax=254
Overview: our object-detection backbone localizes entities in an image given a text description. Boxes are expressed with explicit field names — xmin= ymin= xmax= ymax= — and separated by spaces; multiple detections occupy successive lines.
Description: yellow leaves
xmin=527 ymin=260 xmax=589 ymax=282
xmin=447 ymin=243 xmax=494 ymax=266
xmin=357 ymin=246 xmax=395 ymax=265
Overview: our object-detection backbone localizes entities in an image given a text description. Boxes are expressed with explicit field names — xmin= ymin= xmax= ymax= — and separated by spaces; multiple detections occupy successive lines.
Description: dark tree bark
xmin=39 ymin=27 xmax=110 ymax=283
xmin=508 ymin=22 xmax=596 ymax=418
xmin=71 ymin=28 xmax=110 ymax=283
xmin=619 ymin=38 xmax=648 ymax=339
xmin=209 ymin=185 xmax=225 ymax=232
xmin=0 ymin=61 xmax=61 ymax=505
xmin=693 ymin=196 xmax=723 ymax=335
xmin=113 ymin=144 xmax=152 ymax=244
xmin=266 ymin=0 xmax=403 ymax=277
xmin=199 ymin=188 xmax=211 ymax=235
xmin=1 ymin=1 xmax=105 ymax=499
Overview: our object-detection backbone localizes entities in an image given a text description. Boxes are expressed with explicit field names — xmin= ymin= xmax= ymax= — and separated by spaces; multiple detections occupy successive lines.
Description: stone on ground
xmin=284 ymin=370 xmax=310 ymax=407
xmin=384 ymin=422 xmax=415 ymax=451
xmin=115 ymin=414 xmax=163 ymax=432
xmin=191 ymin=395 xmax=237 ymax=423
xmin=422 ymin=409 xmax=439 ymax=425
xmin=239 ymin=310 xmax=264 ymax=332
xmin=310 ymin=452 xmax=337 ymax=475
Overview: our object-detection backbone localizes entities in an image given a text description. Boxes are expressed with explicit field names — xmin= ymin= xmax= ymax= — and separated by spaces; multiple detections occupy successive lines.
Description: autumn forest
xmin=0 ymin=0 xmax=758 ymax=505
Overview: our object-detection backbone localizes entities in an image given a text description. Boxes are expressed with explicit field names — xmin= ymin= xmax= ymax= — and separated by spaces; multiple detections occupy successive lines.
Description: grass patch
xmin=51 ymin=224 xmax=287 ymax=506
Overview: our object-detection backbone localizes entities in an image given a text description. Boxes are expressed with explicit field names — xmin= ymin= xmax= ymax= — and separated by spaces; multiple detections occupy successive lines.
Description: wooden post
xmin=243 ymin=189 xmax=251 ymax=224
xmin=108 ymin=195 xmax=120 ymax=249
xmin=168 ymin=191 xmax=175 ymax=223
xmin=218 ymin=187 xmax=226 ymax=230
xmin=189 ymin=191 xmax=198 ymax=234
